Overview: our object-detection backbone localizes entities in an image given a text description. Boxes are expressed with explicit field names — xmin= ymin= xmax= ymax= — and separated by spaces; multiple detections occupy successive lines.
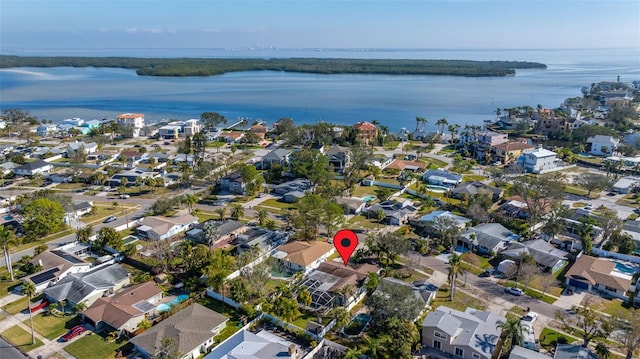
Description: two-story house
xmin=587 ymin=135 xmax=619 ymax=156
xmin=353 ymin=121 xmax=378 ymax=144
xmin=517 ymin=147 xmax=558 ymax=174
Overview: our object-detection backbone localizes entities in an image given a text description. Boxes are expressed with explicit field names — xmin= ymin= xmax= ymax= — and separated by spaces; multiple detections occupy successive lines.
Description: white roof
xmin=524 ymin=148 xmax=556 ymax=158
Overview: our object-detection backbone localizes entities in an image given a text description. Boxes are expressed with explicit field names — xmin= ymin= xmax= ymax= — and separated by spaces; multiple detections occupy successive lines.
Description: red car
xmin=61 ymin=325 xmax=85 ymax=342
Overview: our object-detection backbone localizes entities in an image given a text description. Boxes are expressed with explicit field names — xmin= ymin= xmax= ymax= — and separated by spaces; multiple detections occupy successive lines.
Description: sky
xmin=1 ymin=0 xmax=639 ymax=52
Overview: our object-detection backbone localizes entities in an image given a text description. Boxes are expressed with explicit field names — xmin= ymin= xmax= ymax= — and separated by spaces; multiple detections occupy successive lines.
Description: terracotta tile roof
xmin=250 ymin=124 xmax=268 ymax=133
xmin=565 ymin=255 xmax=631 ymax=292
xmin=385 ymin=159 xmax=427 ymax=171
xmin=117 ymin=113 xmax=144 ymax=119
xmin=278 ymin=241 xmax=334 ymax=267
xmin=219 ymin=131 xmax=245 ymax=139
xmin=354 ymin=121 xmax=378 ymax=132
xmin=493 ymin=142 xmax=535 ymax=152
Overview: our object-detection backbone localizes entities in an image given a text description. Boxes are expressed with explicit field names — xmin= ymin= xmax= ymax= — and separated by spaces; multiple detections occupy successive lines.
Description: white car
xmin=522 ymin=311 xmax=539 ymax=323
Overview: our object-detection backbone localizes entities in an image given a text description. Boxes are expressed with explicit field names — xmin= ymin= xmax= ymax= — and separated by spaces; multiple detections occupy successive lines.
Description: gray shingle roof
xmin=44 ymin=264 xmax=128 ymax=304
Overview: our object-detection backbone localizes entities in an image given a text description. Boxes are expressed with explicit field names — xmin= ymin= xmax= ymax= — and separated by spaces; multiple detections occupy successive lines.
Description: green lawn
xmin=503 ymin=282 xmax=557 ymax=304
xmin=1 ymin=325 xmax=44 ymax=351
xmin=81 ymin=204 xmax=138 ymax=224
xmin=420 ymin=156 xmax=448 ymax=168
xmin=347 ymin=214 xmax=378 ymax=230
xmin=207 ymin=141 xmax=227 ymax=148
xmin=2 ymin=296 xmax=30 ymax=315
xmin=214 ymin=321 xmax=241 ymax=344
xmin=27 ymin=313 xmax=80 ymax=340
xmin=196 ymin=211 xmax=220 ymax=223
xmin=0 ymin=275 xmax=21 ymax=298
xmin=260 ymin=198 xmax=297 ymax=210
xmin=383 ymin=141 xmax=400 ymax=150
xmin=350 ymin=185 xmax=377 ymax=198
xmin=197 ymin=296 xmax=242 ymax=321
xmin=431 ymin=288 xmax=488 ymax=312
xmin=54 ymin=182 xmax=85 ymax=190
xmin=64 ymin=333 xmax=124 ymax=359
xmin=539 ymin=328 xmax=579 ymax=349
xmin=463 ymin=175 xmax=486 ymax=182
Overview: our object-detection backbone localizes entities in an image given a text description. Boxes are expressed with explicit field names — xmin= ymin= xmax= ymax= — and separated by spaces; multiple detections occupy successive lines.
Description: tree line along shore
xmin=0 ymin=55 xmax=546 ymax=77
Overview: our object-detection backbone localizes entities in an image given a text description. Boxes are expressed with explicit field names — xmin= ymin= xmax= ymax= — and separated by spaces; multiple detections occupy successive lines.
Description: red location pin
xmin=333 ymin=229 xmax=359 ymax=266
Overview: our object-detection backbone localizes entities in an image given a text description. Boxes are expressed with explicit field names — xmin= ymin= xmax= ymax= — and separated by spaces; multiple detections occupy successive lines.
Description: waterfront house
xmin=218 ymin=131 xmax=245 ymax=143
xmin=491 ymin=141 xmax=535 ymax=164
xmin=36 ymin=124 xmax=58 ymax=137
xmin=82 ymin=281 xmax=163 ymax=334
xmin=116 ymin=113 xmax=145 ymax=138
xmin=422 ymin=306 xmax=505 ymax=359
xmin=587 ymin=135 xmax=619 ymax=156
xmin=517 ymin=147 xmax=558 ymax=174
xmin=131 ymin=303 xmax=228 ymax=359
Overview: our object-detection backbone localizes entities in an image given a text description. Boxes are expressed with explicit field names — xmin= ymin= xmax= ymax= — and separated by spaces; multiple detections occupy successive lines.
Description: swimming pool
xmin=615 ymin=263 xmax=639 ymax=275
xmin=157 ymin=294 xmax=189 ymax=312
xmin=362 ymin=195 xmax=376 ymax=202
xmin=343 ymin=313 xmax=371 ymax=336
xmin=426 ymin=185 xmax=449 ymax=193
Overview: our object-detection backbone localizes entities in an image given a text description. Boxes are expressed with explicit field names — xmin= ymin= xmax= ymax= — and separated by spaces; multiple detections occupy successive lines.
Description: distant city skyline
xmin=1 ymin=0 xmax=639 ymax=52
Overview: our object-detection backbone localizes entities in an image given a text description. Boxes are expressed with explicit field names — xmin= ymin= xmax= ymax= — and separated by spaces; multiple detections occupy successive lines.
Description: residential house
xmin=188 ymin=219 xmax=248 ymax=248
xmin=205 ymin=329 xmax=303 ymax=359
xmin=564 ymin=255 xmax=632 ymax=302
xmin=250 ymin=124 xmax=268 ymax=139
xmin=12 ymin=160 xmax=53 ymax=177
xmin=298 ymin=261 xmax=379 ymax=311
xmin=118 ymin=150 xmax=148 ymax=166
xmin=50 ymin=171 xmax=74 ymax=184
xmin=259 ymin=148 xmax=292 ymax=169
xmin=587 ymin=135 xmax=619 ymax=156
xmin=612 ymin=177 xmax=639 ymax=194
xmin=459 ymin=131 xmax=508 ymax=160
xmin=498 ymin=195 xmax=553 ymax=220
xmin=67 ymin=201 xmax=93 ymax=219
xmin=82 ymin=281 xmax=163 ymax=334
xmin=67 ymin=141 xmax=98 ymax=155
xmin=517 ymin=147 xmax=559 ymax=174
xmin=272 ymin=241 xmax=335 ymax=274
xmin=422 ymin=306 xmax=506 ymax=359
xmin=30 ymin=146 xmax=65 ymax=160
xmin=533 ymin=112 xmax=568 ymax=137
xmin=367 ymin=201 xmax=415 ymax=225
xmin=491 ymin=141 xmax=535 ymax=165
xmin=235 ymin=227 xmax=286 ymax=254
xmin=502 ymin=239 xmax=570 ymax=273
xmin=376 ymin=277 xmax=436 ymax=317
xmin=554 ymin=344 xmax=599 ymax=359
xmin=458 ymin=223 xmax=520 ymax=255
xmin=282 ymin=190 xmax=306 ymax=203
xmin=509 ymin=346 xmax=550 ymax=359
xmin=325 ymin=145 xmax=351 ymax=173
xmin=24 ymin=250 xmax=93 ymax=292
xmin=353 ymin=121 xmax=378 ymax=144
xmin=422 ymin=169 xmax=462 ymax=188
xmin=272 ymin=179 xmax=313 ymax=195
xmin=116 ymin=113 xmax=145 ymax=138
xmin=36 ymin=124 xmax=58 ymax=137
xmin=87 ymin=150 xmax=119 ymax=163
xmin=385 ymin=159 xmax=428 ymax=172
xmin=219 ymin=131 xmax=245 ymax=143
xmin=43 ymin=264 xmax=130 ymax=307
xmin=335 ymin=196 xmax=367 ymax=215
xmin=451 ymin=181 xmax=503 ymax=202
xmin=219 ymin=170 xmax=245 ymax=194
xmin=158 ymin=119 xmax=201 ymax=139
xmin=131 ymin=303 xmax=228 ymax=359
xmin=108 ymin=168 xmax=158 ymax=187
xmin=136 ymin=214 xmax=198 ymax=241
xmin=411 ymin=210 xmax=471 ymax=236
xmin=0 ymin=162 xmax=16 ymax=176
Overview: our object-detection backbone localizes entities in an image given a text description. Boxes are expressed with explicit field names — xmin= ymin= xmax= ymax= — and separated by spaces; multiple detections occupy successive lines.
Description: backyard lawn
xmin=1 ymin=325 xmax=44 ymax=351
xmin=350 ymin=185 xmax=377 ymax=198
xmin=431 ymin=288 xmax=488 ymax=312
xmin=539 ymin=328 xmax=579 ymax=349
xmin=26 ymin=313 xmax=81 ymax=340
xmin=64 ymin=333 xmax=124 ymax=359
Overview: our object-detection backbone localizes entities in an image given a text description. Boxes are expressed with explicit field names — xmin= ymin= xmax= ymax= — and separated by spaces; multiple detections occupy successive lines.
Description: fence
xmin=592 ymin=247 xmax=640 ymax=265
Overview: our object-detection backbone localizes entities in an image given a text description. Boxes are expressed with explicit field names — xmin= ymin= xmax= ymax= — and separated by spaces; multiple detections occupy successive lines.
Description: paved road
xmin=0 ymin=338 xmax=27 ymax=359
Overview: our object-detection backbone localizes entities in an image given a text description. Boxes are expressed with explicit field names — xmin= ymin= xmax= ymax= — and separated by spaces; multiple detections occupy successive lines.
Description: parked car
xmin=61 ymin=325 xmax=85 ymax=342
xmin=103 ymin=215 xmax=117 ymax=223
xmin=119 ymin=194 xmax=130 ymax=199
xmin=479 ymin=268 xmax=495 ymax=277
xmin=522 ymin=311 xmax=539 ymax=323
xmin=584 ymin=204 xmax=594 ymax=210
xmin=505 ymin=287 xmax=524 ymax=296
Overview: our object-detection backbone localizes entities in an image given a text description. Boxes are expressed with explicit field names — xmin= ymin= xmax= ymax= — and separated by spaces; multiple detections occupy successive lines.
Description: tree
xmin=331 ymin=307 xmax=350 ymax=328
xmin=256 ymin=208 xmax=269 ymax=227
xmin=203 ymin=220 xmax=221 ymax=249
xmin=365 ymin=278 xmax=423 ymax=326
xmin=157 ymin=335 xmax=180 ymax=359
xmin=215 ymin=207 xmax=226 ymax=220
xmin=574 ymin=173 xmax=611 ymax=196
xmin=230 ymin=204 xmax=244 ymax=220
xmin=511 ymin=173 xmax=565 ymax=225
xmin=75 ymin=225 xmax=93 ymax=243
xmin=612 ymin=308 xmax=640 ymax=359
xmin=436 ymin=118 xmax=448 ymax=134
xmin=556 ymin=297 xmax=613 ymax=348
xmin=448 ymin=253 xmax=464 ymax=300
xmin=200 ymin=112 xmax=227 ymax=131
xmin=0 ymin=225 xmax=20 ymax=281
xmin=97 ymin=227 xmax=124 ymax=252
xmin=22 ymin=197 xmax=66 ymax=240
xmin=297 ymin=288 xmax=312 ymax=307
xmin=72 ymin=302 xmax=87 ymax=314
xmin=240 ymin=164 xmax=264 ymax=197
xmin=427 ymin=216 xmax=461 ymax=250
xmin=181 ymin=194 xmax=198 ymax=213
xmin=228 ymin=277 xmax=251 ymax=303
xmin=367 ymin=233 xmax=411 ymax=267
xmin=597 ymin=207 xmax=624 ymax=248
xmin=21 ymin=281 xmax=36 ymax=345
xmin=496 ymin=317 xmax=523 ymax=352
xmin=290 ymin=149 xmax=330 ymax=187
xmin=365 ymin=272 xmax=380 ymax=294
xmin=595 ymin=343 xmax=611 ymax=359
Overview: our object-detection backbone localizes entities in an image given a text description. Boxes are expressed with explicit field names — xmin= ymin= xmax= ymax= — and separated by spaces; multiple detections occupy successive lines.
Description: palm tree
xmin=415 ymin=116 xmax=427 ymax=132
xmin=448 ymin=253 xmax=464 ymax=300
xmin=135 ymin=176 xmax=143 ymax=194
xmin=257 ymin=209 xmax=268 ymax=226
xmin=436 ymin=118 xmax=448 ymax=134
xmin=496 ymin=317 xmax=523 ymax=354
xmin=339 ymin=284 xmax=355 ymax=307
xmin=215 ymin=207 xmax=226 ymax=220
xmin=595 ymin=342 xmax=610 ymax=359
xmin=21 ymin=281 xmax=36 ymax=345
xmin=343 ymin=349 xmax=362 ymax=359
xmin=182 ymin=194 xmax=198 ymax=213
xmin=330 ymin=307 xmax=350 ymax=328
xmin=230 ymin=204 xmax=244 ymax=220
xmin=0 ymin=225 xmax=20 ymax=281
